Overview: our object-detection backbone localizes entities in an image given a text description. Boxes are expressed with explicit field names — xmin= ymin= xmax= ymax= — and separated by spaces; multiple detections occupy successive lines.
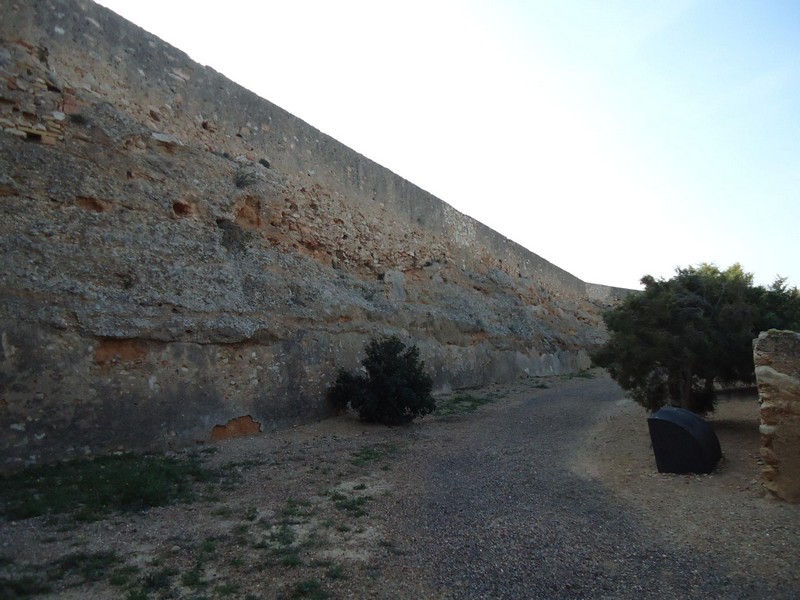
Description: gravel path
xmin=379 ymin=376 xmax=795 ymax=599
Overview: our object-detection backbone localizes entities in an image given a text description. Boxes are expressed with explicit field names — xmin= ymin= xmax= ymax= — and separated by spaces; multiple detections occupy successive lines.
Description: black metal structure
xmin=647 ymin=406 xmax=722 ymax=474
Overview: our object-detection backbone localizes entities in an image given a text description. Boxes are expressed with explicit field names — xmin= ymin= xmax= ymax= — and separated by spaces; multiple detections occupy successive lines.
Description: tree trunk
xmin=679 ymin=365 xmax=693 ymax=410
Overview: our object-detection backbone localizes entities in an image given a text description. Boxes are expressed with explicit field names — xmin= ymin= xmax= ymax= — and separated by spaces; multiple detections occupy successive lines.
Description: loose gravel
xmin=380 ymin=376 xmax=798 ymax=599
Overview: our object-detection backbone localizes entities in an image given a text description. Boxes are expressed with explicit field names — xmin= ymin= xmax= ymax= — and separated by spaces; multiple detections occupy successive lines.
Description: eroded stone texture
xmin=753 ymin=330 xmax=800 ymax=503
xmin=0 ymin=0 xmax=629 ymax=471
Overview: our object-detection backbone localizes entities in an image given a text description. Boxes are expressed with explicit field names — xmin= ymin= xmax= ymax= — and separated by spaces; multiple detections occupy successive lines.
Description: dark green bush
xmin=327 ymin=337 xmax=435 ymax=425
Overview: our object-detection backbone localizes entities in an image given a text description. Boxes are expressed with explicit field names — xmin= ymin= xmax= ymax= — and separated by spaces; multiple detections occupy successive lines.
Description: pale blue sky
xmin=97 ymin=1 xmax=799 ymax=289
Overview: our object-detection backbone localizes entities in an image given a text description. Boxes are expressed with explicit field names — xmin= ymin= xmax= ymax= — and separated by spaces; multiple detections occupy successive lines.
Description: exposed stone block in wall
xmin=211 ymin=416 xmax=262 ymax=441
xmin=94 ymin=338 xmax=149 ymax=366
xmin=235 ymin=195 xmax=263 ymax=230
xmin=753 ymin=329 xmax=800 ymax=503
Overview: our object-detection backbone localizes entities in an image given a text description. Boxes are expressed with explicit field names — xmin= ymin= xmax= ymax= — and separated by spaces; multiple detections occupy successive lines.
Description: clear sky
xmin=96 ymin=0 xmax=799 ymax=290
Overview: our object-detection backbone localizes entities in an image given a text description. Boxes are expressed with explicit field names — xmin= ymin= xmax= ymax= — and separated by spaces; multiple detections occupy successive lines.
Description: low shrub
xmin=327 ymin=337 xmax=435 ymax=425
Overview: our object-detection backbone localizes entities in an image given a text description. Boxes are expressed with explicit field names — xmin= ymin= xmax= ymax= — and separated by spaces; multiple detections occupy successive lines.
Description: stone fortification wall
xmin=585 ymin=283 xmax=637 ymax=306
xmin=0 ymin=0 xmax=623 ymax=471
xmin=753 ymin=330 xmax=800 ymax=503
xmin=4 ymin=0 xmax=588 ymax=298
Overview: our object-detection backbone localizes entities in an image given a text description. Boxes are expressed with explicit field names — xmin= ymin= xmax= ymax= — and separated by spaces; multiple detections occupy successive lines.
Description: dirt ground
xmin=575 ymin=388 xmax=799 ymax=585
xmin=1 ymin=374 xmax=797 ymax=599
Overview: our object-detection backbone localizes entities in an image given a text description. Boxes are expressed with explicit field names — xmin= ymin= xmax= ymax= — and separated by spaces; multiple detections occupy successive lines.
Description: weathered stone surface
xmin=0 ymin=0 xmax=626 ymax=471
xmin=753 ymin=330 xmax=800 ymax=503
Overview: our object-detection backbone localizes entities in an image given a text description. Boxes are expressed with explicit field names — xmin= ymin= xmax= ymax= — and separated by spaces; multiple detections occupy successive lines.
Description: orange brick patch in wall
xmin=211 ymin=415 xmax=262 ymax=441
xmin=235 ymin=195 xmax=262 ymax=230
xmin=94 ymin=338 xmax=149 ymax=365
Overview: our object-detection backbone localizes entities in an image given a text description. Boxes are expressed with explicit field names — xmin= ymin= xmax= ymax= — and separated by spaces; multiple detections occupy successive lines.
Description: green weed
xmin=434 ymin=393 xmax=493 ymax=417
xmin=283 ymin=497 xmax=314 ymax=520
xmin=52 ymin=550 xmax=120 ymax=582
xmin=568 ymin=370 xmax=595 ymax=380
xmin=288 ymin=578 xmax=329 ymax=599
xmin=181 ymin=567 xmax=206 ymax=587
xmin=125 ymin=587 xmax=148 ymax=600
xmin=109 ymin=564 xmax=140 ymax=587
xmin=0 ymin=573 xmax=52 ymax=597
xmin=0 ymin=453 xmax=222 ymax=522
xmin=270 ymin=523 xmax=297 ymax=546
xmin=142 ymin=565 xmax=178 ymax=591
xmin=326 ymin=564 xmax=347 ymax=580
xmin=327 ymin=491 xmax=370 ymax=517
xmin=200 ymin=537 xmax=217 ymax=556
xmin=0 ymin=551 xmax=119 ymax=598
xmin=229 ymin=556 xmax=245 ymax=567
xmin=281 ymin=552 xmax=303 ymax=567
xmin=216 ymin=581 xmax=240 ymax=596
xmin=350 ymin=444 xmax=397 ymax=466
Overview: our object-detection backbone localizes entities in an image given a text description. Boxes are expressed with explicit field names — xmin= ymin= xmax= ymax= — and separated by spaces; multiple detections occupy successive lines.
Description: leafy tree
xmin=592 ymin=263 xmax=800 ymax=413
xmin=751 ymin=276 xmax=800 ymax=332
xmin=327 ymin=336 xmax=435 ymax=425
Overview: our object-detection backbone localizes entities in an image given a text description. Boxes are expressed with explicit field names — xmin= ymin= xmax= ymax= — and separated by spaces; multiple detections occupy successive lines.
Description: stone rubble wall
xmin=753 ymin=330 xmax=800 ymax=503
xmin=584 ymin=283 xmax=637 ymax=307
xmin=0 ymin=0 xmax=627 ymax=471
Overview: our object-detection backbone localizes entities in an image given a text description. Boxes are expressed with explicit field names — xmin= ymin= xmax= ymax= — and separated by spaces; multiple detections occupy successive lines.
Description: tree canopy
xmin=591 ymin=263 xmax=800 ymax=413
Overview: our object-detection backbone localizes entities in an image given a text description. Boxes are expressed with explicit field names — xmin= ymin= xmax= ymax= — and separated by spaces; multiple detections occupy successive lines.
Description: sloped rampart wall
xmin=0 ymin=0 xmax=627 ymax=471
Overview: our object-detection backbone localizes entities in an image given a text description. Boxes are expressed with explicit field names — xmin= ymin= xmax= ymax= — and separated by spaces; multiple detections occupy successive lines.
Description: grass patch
xmin=270 ymin=523 xmax=297 ymax=547
xmin=300 ymin=531 xmax=326 ymax=550
xmin=0 ymin=551 xmax=120 ymax=598
xmin=0 ymin=573 xmax=52 ymax=597
xmin=52 ymin=550 xmax=120 ymax=582
xmin=109 ymin=565 xmax=140 ymax=587
xmin=217 ymin=581 xmax=240 ymax=596
xmin=125 ymin=588 xmax=148 ymax=600
xmin=287 ymin=578 xmax=330 ymax=599
xmin=142 ymin=565 xmax=178 ymax=591
xmin=327 ymin=491 xmax=370 ymax=517
xmin=0 ymin=453 xmax=223 ymax=522
xmin=181 ymin=566 xmax=206 ymax=587
xmin=281 ymin=552 xmax=303 ymax=567
xmin=200 ymin=537 xmax=218 ymax=556
xmin=226 ymin=458 xmax=268 ymax=470
xmin=211 ymin=505 xmax=233 ymax=517
xmin=283 ymin=497 xmax=314 ymax=520
xmin=350 ymin=444 xmax=397 ymax=466
xmin=326 ymin=563 xmax=347 ymax=580
xmin=567 ymin=370 xmax=595 ymax=380
xmin=434 ymin=392 xmax=494 ymax=417
xmin=379 ymin=540 xmax=407 ymax=556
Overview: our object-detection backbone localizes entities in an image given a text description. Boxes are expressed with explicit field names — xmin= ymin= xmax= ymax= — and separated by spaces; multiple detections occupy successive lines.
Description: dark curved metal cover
xmin=647 ymin=406 xmax=722 ymax=474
